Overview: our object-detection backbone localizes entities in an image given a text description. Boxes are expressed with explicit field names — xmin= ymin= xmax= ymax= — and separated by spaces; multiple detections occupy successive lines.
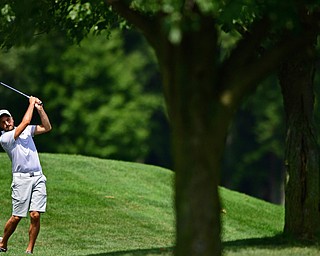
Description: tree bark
xmin=279 ymin=44 xmax=320 ymax=238
xmin=156 ymin=16 xmax=227 ymax=256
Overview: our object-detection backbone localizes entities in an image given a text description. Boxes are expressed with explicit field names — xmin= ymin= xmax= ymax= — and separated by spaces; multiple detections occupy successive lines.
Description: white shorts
xmin=11 ymin=174 xmax=47 ymax=217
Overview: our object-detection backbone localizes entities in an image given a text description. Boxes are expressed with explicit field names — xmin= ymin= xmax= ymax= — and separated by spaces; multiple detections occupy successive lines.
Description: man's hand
xmin=29 ymin=96 xmax=37 ymax=106
xmin=29 ymin=96 xmax=43 ymax=110
xmin=35 ymin=99 xmax=43 ymax=110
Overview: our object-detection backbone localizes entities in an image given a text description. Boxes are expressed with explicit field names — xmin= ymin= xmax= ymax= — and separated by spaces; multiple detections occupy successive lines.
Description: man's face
xmin=0 ymin=115 xmax=14 ymax=132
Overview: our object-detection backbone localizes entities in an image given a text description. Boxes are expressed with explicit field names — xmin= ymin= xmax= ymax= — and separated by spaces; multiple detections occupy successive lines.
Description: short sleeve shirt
xmin=0 ymin=125 xmax=42 ymax=174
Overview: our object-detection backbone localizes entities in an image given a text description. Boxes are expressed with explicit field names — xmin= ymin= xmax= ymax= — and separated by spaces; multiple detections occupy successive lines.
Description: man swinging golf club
xmin=0 ymin=96 xmax=52 ymax=254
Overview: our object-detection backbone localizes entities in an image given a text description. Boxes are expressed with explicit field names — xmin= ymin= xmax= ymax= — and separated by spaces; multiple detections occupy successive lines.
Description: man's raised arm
xmin=14 ymin=96 xmax=37 ymax=140
xmin=34 ymin=100 xmax=52 ymax=135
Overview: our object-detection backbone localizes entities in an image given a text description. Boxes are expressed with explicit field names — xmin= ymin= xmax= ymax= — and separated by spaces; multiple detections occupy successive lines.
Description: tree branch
xmin=105 ymin=0 xmax=159 ymax=47
xmin=222 ymin=33 xmax=310 ymax=108
xmin=221 ymin=16 xmax=270 ymax=76
xmin=220 ymin=7 xmax=320 ymax=107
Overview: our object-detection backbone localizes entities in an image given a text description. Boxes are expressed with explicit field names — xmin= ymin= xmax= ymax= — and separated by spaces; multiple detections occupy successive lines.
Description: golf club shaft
xmin=0 ymin=81 xmax=42 ymax=105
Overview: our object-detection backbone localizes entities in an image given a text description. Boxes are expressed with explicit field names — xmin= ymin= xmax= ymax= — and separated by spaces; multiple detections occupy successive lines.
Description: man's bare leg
xmin=26 ymin=211 xmax=41 ymax=253
xmin=0 ymin=215 xmax=22 ymax=251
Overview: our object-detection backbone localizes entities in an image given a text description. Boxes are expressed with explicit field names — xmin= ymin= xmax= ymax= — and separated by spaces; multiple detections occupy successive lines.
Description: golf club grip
xmin=30 ymin=98 xmax=43 ymax=106
xmin=30 ymin=97 xmax=43 ymax=106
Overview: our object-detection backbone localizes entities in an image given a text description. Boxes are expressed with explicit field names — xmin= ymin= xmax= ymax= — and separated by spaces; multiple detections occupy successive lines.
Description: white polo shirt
xmin=0 ymin=125 xmax=42 ymax=174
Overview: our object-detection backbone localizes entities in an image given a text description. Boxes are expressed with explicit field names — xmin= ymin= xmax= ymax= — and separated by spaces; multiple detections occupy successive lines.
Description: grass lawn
xmin=0 ymin=153 xmax=319 ymax=255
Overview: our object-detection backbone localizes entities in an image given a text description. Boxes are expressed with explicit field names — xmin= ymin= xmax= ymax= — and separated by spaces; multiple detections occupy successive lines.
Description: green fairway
xmin=0 ymin=153 xmax=319 ymax=255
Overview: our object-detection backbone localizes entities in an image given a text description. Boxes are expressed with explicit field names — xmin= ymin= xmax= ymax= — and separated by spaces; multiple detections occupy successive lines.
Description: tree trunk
xmin=153 ymin=16 xmax=235 ymax=256
xmin=279 ymin=45 xmax=320 ymax=238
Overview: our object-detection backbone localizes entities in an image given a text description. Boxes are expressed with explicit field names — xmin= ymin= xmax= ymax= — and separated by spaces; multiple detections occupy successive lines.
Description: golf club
xmin=0 ymin=81 xmax=42 ymax=105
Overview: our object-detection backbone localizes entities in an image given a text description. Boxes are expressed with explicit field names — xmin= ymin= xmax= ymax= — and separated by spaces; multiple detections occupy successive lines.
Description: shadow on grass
xmin=86 ymin=247 xmax=174 ymax=256
xmin=223 ymin=233 xmax=320 ymax=252
xmin=86 ymin=235 xmax=320 ymax=255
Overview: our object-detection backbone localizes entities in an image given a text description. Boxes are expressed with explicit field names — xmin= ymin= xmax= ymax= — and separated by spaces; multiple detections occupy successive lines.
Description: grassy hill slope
xmin=0 ymin=153 xmax=318 ymax=256
xmin=0 ymin=153 xmax=175 ymax=256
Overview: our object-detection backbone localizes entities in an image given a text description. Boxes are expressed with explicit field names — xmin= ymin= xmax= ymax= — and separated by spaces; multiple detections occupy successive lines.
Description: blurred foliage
xmin=0 ymin=29 xmax=172 ymax=166
xmin=0 ymin=0 xmax=311 ymax=48
xmin=222 ymin=75 xmax=285 ymax=203
xmin=0 ymin=0 xmax=120 ymax=48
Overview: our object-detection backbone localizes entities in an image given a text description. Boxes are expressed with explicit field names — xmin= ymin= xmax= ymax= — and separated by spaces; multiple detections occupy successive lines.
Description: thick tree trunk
xmin=154 ymin=17 xmax=235 ymax=256
xmin=279 ymin=46 xmax=320 ymax=238
xmin=172 ymin=99 xmax=228 ymax=256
